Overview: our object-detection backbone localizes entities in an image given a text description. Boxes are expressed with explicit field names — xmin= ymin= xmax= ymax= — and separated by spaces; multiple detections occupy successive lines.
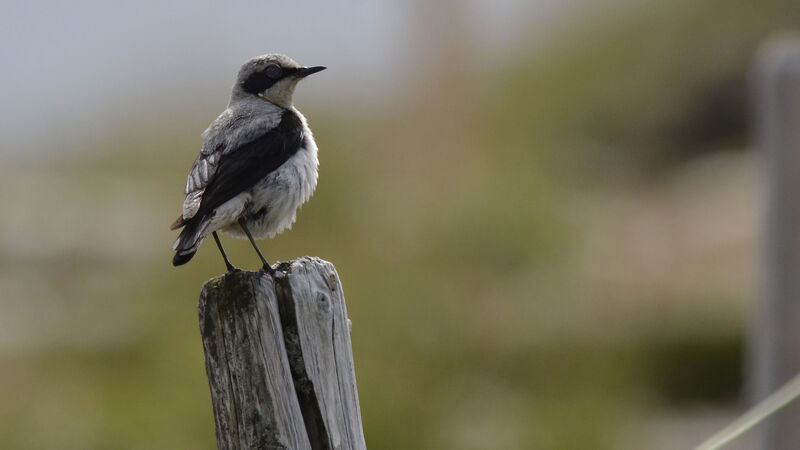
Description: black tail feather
xmin=171 ymin=218 xmax=207 ymax=267
xmin=173 ymin=250 xmax=196 ymax=266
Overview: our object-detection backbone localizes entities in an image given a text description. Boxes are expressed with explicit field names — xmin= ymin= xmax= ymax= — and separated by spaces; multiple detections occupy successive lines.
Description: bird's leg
xmin=212 ymin=231 xmax=236 ymax=273
xmin=238 ymin=218 xmax=274 ymax=274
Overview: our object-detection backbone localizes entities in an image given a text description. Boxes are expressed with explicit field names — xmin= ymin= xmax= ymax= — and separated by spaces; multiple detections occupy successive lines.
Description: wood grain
xmin=199 ymin=257 xmax=366 ymax=450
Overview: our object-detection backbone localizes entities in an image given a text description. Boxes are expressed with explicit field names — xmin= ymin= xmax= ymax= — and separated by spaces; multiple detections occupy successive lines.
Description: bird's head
xmin=232 ymin=54 xmax=325 ymax=108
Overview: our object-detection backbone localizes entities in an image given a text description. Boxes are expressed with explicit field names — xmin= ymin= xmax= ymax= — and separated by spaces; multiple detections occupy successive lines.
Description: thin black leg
xmin=238 ymin=218 xmax=273 ymax=273
xmin=212 ymin=231 xmax=236 ymax=273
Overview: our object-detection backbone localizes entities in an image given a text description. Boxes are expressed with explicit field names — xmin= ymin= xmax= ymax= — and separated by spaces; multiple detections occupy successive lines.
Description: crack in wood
xmin=274 ymin=272 xmax=332 ymax=450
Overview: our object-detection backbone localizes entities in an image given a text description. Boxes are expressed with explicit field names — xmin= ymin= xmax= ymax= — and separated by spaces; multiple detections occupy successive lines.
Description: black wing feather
xmin=192 ymin=110 xmax=304 ymax=220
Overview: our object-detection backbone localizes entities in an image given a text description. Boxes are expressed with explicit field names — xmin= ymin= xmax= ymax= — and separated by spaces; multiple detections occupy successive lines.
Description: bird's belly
xmin=219 ymin=144 xmax=318 ymax=240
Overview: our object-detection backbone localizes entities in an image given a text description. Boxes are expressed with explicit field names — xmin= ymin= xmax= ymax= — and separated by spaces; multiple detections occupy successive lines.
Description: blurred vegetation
xmin=2 ymin=0 xmax=800 ymax=449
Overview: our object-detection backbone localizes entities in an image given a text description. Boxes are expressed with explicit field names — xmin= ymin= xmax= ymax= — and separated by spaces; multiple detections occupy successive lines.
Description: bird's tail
xmin=171 ymin=217 xmax=209 ymax=266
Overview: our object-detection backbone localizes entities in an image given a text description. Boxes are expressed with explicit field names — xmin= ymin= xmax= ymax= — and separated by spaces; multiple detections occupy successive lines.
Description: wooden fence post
xmin=751 ymin=35 xmax=800 ymax=450
xmin=198 ymin=257 xmax=367 ymax=450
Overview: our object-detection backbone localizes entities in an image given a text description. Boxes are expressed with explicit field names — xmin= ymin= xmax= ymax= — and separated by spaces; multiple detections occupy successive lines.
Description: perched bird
xmin=171 ymin=54 xmax=326 ymax=273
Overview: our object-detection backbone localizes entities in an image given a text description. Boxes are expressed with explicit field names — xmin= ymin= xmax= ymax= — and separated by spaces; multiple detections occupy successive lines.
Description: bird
xmin=170 ymin=54 xmax=326 ymax=273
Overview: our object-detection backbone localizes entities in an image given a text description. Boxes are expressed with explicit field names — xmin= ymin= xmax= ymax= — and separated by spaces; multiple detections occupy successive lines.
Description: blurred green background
xmin=2 ymin=0 xmax=799 ymax=448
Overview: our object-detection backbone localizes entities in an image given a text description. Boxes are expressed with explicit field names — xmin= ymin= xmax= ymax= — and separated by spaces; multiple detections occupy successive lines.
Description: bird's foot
xmin=225 ymin=262 xmax=237 ymax=274
xmin=261 ymin=262 xmax=275 ymax=275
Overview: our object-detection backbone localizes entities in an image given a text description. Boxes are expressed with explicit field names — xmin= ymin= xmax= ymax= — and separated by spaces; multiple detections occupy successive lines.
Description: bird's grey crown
xmin=237 ymin=54 xmax=302 ymax=82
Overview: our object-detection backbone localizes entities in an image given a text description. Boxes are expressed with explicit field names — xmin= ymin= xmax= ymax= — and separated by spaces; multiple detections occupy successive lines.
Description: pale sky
xmin=0 ymin=0 xmax=574 ymax=158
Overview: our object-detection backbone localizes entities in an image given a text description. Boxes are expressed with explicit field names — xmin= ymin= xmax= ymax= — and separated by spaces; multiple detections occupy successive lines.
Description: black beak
xmin=294 ymin=66 xmax=326 ymax=78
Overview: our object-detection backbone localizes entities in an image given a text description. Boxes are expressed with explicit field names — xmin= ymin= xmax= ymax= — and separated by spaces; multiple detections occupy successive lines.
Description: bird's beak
xmin=294 ymin=66 xmax=327 ymax=78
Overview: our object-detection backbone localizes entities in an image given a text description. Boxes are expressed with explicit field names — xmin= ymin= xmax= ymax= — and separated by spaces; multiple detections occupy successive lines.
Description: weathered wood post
xmin=751 ymin=35 xmax=800 ymax=450
xmin=198 ymin=256 xmax=367 ymax=450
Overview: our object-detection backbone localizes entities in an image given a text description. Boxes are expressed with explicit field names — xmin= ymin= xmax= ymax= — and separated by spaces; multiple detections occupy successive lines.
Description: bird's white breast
xmin=216 ymin=114 xmax=319 ymax=240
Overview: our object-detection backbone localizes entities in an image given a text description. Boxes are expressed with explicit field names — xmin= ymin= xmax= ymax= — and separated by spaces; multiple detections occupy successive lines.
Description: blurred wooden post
xmin=198 ymin=257 xmax=367 ymax=450
xmin=752 ymin=35 xmax=800 ymax=450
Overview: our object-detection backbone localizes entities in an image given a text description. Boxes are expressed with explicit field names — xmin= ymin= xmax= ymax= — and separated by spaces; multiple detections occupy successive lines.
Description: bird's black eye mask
xmin=242 ymin=64 xmax=302 ymax=95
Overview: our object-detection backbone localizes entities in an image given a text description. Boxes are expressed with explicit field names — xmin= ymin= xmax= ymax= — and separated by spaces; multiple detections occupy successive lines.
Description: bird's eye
xmin=264 ymin=64 xmax=282 ymax=79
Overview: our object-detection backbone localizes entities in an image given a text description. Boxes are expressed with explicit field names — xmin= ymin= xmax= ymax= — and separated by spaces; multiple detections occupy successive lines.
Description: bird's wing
xmin=178 ymin=109 xmax=304 ymax=225
xmin=174 ymin=146 xmax=221 ymax=224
